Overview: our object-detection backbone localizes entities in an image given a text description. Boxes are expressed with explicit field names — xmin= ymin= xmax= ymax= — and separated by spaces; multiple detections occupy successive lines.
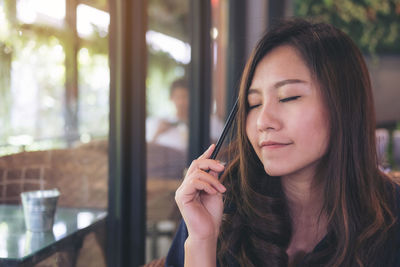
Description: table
xmin=0 ymin=204 xmax=107 ymax=267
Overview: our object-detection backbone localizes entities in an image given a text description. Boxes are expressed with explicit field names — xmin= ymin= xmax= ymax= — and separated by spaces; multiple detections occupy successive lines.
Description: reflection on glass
xmin=0 ymin=223 xmax=8 ymax=257
xmin=18 ymin=235 xmax=24 ymax=258
xmin=0 ymin=205 xmax=106 ymax=261
xmin=77 ymin=4 xmax=109 ymax=38
xmin=211 ymin=27 xmax=218 ymax=39
xmin=52 ymin=222 xmax=67 ymax=239
xmin=24 ymin=231 xmax=55 ymax=254
xmin=17 ymin=0 xmax=66 ymax=25
xmin=77 ymin=212 xmax=94 ymax=229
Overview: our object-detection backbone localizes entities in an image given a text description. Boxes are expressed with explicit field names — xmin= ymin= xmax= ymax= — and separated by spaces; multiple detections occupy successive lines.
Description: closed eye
xmin=279 ymin=96 xmax=301 ymax=103
xmin=248 ymin=104 xmax=261 ymax=110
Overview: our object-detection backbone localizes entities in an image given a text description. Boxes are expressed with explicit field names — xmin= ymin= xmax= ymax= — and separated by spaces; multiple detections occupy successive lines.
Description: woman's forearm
xmin=184 ymin=237 xmax=217 ymax=267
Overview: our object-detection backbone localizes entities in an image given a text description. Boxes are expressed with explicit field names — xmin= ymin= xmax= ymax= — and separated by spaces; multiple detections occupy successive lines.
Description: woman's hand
xmin=175 ymin=144 xmax=226 ymax=242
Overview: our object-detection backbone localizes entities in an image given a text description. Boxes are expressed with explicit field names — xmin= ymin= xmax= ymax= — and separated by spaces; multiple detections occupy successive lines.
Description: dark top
xmin=165 ymin=187 xmax=400 ymax=267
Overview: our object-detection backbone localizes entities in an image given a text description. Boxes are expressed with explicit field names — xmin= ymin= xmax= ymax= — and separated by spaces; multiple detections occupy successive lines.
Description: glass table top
xmin=0 ymin=204 xmax=106 ymax=264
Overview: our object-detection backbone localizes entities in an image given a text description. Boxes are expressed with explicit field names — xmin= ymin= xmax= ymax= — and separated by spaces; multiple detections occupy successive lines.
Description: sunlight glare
xmin=77 ymin=4 xmax=109 ymax=38
xmin=53 ymin=222 xmax=67 ymax=239
xmin=146 ymin=31 xmax=191 ymax=64
xmin=0 ymin=223 xmax=8 ymax=257
xmin=77 ymin=212 xmax=94 ymax=229
xmin=78 ymin=48 xmax=90 ymax=64
xmin=17 ymin=0 xmax=66 ymax=24
xmin=0 ymin=5 xmax=9 ymax=39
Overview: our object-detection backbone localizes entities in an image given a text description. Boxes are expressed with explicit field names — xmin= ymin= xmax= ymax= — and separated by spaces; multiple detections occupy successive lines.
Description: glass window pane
xmin=0 ymin=1 xmax=109 ymax=266
xmin=77 ymin=4 xmax=109 ymax=38
xmin=1 ymin=36 xmax=65 ymax=151
xmin=146 ymin=0 xmax=190 ymax=262
xmin=17 ymin=0 xmax=66 ymax=26
xmin=78 ymin=47 xmax=109 ymax=139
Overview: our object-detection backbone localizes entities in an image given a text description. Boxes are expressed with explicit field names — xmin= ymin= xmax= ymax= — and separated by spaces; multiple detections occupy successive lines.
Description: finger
xmin=178 ymin=170 xmax=226 ymax=200
xmin=190 ymin=170 xmax=226 ymax=193
xmin=189 ymin=178 xmax=218 ymax=195
xmin=195 ymin=159 xmax=225 ymax=173
xmin=185 ymin=157 xmax=223 ymax=177
xmin=208 ymin=169 xmax=222 ymax=178
xmin=198 ymin=144 xmax=215 ymax=160
xmin=176 ymin=178 xmax=218 ymax=205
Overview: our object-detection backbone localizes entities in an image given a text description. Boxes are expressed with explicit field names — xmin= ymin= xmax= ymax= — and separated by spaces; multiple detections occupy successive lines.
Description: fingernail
xmin=219 ymin=184 xmax=226 ymax=192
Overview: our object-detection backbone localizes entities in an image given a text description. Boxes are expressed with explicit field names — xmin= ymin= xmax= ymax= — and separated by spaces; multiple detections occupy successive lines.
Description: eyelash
xmin=248 ymin=104 xmax=261 ymax=110
xmin=248 ymin=96 xmax=301 ymax=109
xmin=279 ymin=96 xmax=301 ymax=103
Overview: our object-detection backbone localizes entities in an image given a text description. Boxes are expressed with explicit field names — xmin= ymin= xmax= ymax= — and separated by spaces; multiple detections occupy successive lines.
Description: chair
xmin=0 ymin=139 xmax=108 ymax=208
xmin=147 ymin=142 xmax=187 ymax=179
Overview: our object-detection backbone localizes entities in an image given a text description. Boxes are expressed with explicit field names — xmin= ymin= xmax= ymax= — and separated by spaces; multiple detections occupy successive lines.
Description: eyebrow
xmin=248 ymin=79 xmax=308 ymax=96
xmin=274 ymin=79 xmax=307 ymax=88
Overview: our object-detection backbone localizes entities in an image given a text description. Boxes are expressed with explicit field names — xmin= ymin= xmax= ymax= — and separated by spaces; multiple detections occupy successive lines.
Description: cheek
xmin=246 ymin=112 xmax=264 ymax=161
xmin=295 ymin=108 xmax=330 ymax=153
xmin=245 ymin=113 xmax=257 ymax=144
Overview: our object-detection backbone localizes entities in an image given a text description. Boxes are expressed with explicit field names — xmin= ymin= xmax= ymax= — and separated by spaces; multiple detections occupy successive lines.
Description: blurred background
xmin=0 ymin=0 xmax=399 ymax=266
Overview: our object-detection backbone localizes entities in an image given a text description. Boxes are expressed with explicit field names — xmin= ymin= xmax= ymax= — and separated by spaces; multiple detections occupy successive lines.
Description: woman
xmin=166 ymin=19 xmax=400 ymax=266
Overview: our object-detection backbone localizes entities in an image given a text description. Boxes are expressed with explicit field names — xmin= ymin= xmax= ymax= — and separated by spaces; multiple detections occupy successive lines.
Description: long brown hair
xmin=218 ymin=19 xmax=398 ymax=266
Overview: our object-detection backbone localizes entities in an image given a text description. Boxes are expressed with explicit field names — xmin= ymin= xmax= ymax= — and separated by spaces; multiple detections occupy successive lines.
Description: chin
xmin=262 ymin=161 xmax=299 ymax=177
xmin=264 ymin=166 xmax=287 ymax=177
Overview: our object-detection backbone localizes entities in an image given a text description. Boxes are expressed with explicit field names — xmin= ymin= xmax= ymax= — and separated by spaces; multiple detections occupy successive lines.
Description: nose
xmin=256 ymin=103 xmax=282 ymax=132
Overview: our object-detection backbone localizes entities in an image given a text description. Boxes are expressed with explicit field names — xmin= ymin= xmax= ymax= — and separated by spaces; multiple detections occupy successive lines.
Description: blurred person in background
xmin=147 ymin=78 xmax=223 ymax=152
xmin=147 ymin=78 xmax=190 ymax=152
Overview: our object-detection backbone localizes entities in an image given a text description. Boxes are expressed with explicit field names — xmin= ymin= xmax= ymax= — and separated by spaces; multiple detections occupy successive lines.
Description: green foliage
xmin=294 ymin=0 xmax=400 ymax=54
xmin=0 ymin=0 xmax=109 ymax=153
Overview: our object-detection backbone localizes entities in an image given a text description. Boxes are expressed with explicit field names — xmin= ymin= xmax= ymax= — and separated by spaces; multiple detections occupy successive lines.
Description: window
xmin=0 ymin=0 xmax=109 ymax=155
xmin=0 ymin=1 xmax=109 ymax=266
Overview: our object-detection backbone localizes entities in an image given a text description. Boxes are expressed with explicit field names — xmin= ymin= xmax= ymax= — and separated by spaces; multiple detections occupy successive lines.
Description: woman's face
xmin=246 ymin=45 xmax=329 ymax=179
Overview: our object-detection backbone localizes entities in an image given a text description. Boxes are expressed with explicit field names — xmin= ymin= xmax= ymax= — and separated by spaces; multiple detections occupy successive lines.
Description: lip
xmin=260 ymin=141 xmax=292 ymax=149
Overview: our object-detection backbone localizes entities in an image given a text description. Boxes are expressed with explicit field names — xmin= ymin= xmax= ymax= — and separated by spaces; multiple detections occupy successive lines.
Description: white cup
xmin=21 ymin=189 xmax=60 ymax=232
